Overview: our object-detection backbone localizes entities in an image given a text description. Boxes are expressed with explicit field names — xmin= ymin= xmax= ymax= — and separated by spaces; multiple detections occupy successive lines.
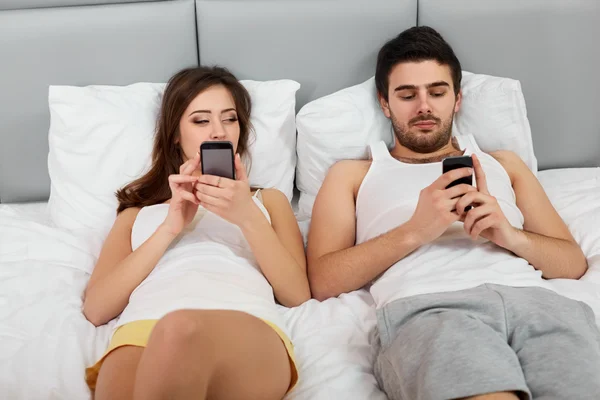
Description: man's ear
xmin=378 ymin=92 xmax=391 ymax=118
xmin=454 ymin=89 xmax=462 ymax=113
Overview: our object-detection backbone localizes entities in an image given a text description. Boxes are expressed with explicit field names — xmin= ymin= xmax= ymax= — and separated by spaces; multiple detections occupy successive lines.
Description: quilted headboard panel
xmin=419 ymin=0 xmax=600 ymax=170
xmin=0 ymin=0 xmax=161 ymax=10
xmin=196 ymin=0 xmax=418 ymax=110
xmin=2 ymin=0 xmax=597 ymax=203
xmin=0 ymin=0 xmax=197 ymax=203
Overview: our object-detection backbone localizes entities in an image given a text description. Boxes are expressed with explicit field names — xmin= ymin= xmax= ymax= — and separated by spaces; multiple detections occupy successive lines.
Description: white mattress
xmin=1 ymin=168 xmax=599 ymax=400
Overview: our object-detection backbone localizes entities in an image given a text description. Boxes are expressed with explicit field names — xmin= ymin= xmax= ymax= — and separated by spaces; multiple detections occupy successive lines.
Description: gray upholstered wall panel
xmin=0 ymin=0 xmax=163 ymax=11
xmin=196 ymin=0 xmax=418 ymax=111
xmin=0 ymin=0 xmax=197 ymax=203
xmin=419 ymin=0 xmax=600 ymax=170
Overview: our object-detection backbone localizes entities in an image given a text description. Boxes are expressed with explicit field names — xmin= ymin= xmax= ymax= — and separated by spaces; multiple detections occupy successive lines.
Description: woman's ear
xmin=378 ymin=92 xmax=391 ymax=118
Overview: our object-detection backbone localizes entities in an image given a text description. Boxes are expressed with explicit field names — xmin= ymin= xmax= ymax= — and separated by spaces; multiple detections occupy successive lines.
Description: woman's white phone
xmin=200 ymin=141 xmax=235 ymax=180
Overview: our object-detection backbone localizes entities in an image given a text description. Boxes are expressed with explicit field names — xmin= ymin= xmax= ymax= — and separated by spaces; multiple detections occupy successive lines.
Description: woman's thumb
xmin=235 ymin=154 xmax=248 ymax=182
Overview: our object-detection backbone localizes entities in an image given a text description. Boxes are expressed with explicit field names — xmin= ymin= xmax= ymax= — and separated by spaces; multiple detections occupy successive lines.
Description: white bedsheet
xmin=1 ymin=168 xmax=599 ymax=399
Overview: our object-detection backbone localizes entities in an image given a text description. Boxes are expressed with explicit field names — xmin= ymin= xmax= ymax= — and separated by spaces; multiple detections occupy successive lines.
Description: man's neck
xmin=389 ymin=137 xmax=464 ymax=164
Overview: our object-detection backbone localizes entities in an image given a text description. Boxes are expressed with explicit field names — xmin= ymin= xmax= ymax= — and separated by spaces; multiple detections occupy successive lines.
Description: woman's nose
xmin=210 ymin=122 xmax=226 ymax=139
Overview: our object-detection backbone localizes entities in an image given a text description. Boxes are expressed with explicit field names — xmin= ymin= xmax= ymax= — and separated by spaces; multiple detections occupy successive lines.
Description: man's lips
xmin=413 ymin=120 xmax=437 ymax=128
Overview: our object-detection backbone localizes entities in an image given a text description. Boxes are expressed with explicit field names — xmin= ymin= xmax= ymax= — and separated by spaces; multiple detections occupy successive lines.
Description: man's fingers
xmin=455 ymin=191 xmax=492 ymax=215
xmin=444 ymin=184 xmax=477 ymax=199
xmin=470 ymin=216 xmax=496 ymax=240
xmin=472 ymin=154 xmax=489 ymax=194
xmin=434 ymin=167 xmax=473 ymax=190
xmin=463 ymin=205 xmax=493 ymax=234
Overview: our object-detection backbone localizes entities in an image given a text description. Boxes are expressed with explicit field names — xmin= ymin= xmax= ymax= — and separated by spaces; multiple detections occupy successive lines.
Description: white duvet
xmin=1 ymin=168 xmax=599 ymax=400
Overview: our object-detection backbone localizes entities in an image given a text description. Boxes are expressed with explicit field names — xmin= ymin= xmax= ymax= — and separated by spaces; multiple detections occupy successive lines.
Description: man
xmin=307 ymin=26 xmax=600 ymax=400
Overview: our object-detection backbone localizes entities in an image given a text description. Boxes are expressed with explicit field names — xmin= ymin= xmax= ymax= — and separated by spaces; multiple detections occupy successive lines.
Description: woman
xmin=83 ymin=66 xmax=310 ymax=400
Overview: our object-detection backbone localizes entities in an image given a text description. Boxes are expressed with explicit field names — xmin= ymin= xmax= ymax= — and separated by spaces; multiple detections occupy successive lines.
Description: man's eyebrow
xmin=394 ymin=84 xmax=417 ymax=92
xmin=394 ymin=81 xmax=450 ymax=92
xmin=426 ymin=81 xmax=450 ymax=89
xmin=189 ymin=108 xmax=236 ymax=116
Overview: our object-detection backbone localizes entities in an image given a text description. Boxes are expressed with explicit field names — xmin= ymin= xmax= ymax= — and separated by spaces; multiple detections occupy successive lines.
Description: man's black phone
xmin=200 ymin=141 xmax=235 ymax=180
xmin=442 ymin=155 xmax=473 ymax=212
xmin=442 ymin=155 xmax=473 ymax=188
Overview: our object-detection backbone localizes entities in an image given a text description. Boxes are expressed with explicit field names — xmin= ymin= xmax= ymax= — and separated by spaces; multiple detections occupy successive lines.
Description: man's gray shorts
xmin=373 ymin=284 xmax=600 ymax=400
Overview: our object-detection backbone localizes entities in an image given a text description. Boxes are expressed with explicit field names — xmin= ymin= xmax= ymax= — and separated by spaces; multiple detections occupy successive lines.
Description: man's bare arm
xmin=493 ymin=151 xmax=587 ymax=279
xmin=306 ymin=161 xmax=421 ymax=300
xmin=307 ymin=160 xmax=476 ymax=300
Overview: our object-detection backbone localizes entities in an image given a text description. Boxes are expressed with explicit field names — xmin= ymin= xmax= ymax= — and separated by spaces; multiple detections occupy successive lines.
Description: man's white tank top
xmin=113 ymin=193 xmax=288 ymax=336
xmin=356 ymin=135 xmax=551 ymax=309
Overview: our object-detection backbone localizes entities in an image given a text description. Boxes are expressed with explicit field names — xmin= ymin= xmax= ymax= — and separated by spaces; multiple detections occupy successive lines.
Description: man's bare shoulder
xmin=488 ymin=150 xmax=529 ymax=182
xmin=489 ymin=150 xmax=520 ymax=164
xmin=323 ymin=160 xmax=371 ymax=196
xmin=327 ymin=159 xmax=372 ymax=191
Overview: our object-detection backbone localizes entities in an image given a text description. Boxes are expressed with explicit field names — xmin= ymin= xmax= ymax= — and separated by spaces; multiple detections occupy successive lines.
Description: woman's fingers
xmin=196 ymin=191 xmax=224 ymax=208
xmin=169 ymin=175 xmax=198 ymax=193
xmin=169 ymin=175 xmax=199 ymax=184
xmin=180 ymin=152 xmax=201 ymax=175
xmin=178 ymin=188 xmax=200 ymax=205
xmin=195 ymin=182 xmax=226 ymax=198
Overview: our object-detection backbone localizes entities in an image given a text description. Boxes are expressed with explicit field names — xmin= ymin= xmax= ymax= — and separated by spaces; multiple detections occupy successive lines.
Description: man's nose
xmin=416 ymin=92 xmax=432 ymax=115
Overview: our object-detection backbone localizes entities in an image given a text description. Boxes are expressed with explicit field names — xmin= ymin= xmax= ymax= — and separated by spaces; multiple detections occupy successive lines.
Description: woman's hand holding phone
xmin=194 ymin=154 xmax=260 ymax=228
xmin=162 ymin=152 xmax=201 ymax=236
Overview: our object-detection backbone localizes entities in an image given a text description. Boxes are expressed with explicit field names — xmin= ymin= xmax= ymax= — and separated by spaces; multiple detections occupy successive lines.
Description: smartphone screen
xmin=442 ymin=155 xmax=473 ymax=212
xmin=442 ymin=155 xmax=473 ymax=188
xmin=200 ymin=141 xmax=235 ymax=180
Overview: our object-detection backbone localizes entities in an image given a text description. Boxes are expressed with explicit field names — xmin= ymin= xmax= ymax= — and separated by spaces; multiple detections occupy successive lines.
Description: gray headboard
xmin=0 ymin=0 xmax=417 ymax=203
xmin=196 ymin=0 xmax=416 ymax=111
xmin=1 ymin=0 xmax=599 ymax=203
xmin=0 ymin=0 xmax=197 ymax=203
xmin=419 ymin=0 xmax=600 ymax=170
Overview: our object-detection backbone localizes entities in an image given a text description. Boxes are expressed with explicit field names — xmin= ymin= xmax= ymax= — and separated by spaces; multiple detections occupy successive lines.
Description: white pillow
xmin=47 ymin=79 xmax=300 ymax=239
xmin=295 ymin=72 xmax=536 ymax=220
xmin=454 ymin=71 xmax=537 ymax=173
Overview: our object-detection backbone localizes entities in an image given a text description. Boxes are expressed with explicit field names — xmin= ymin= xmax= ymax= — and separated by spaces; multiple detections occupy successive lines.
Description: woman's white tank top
xmin=114 ymin=193 xmax=287 ymax=336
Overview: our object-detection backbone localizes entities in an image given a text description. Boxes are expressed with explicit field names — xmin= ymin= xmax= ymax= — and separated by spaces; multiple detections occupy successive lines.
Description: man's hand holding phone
xmin=457 ymin=154 xmax=517 ymax=249
xmin=406 ymin=167 xmax=477 ymax=246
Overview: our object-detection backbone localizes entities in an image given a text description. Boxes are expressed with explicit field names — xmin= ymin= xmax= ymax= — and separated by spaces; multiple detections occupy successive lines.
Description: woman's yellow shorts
xmin=85 ymin=318 xmax=298 ymax=394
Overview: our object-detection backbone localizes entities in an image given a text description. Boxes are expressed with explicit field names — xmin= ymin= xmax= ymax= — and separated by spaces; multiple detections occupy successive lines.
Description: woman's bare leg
xmin=133 ymin=309 xmax=291 ymax=400
xmin=94 ymin=346 xmax=144 ymax=400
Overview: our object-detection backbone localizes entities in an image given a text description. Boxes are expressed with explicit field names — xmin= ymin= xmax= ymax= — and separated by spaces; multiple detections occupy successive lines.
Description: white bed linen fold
xmin=1 ymin=168 xmax=599 ymax=399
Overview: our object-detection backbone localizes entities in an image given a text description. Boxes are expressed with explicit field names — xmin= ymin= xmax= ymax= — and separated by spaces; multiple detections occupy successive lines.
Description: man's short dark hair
xmin=375 ymin=26 xmax=462 ymax=101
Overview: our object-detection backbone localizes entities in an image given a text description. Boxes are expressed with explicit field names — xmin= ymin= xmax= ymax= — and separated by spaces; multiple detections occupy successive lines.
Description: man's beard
xmin=390 ymin=111 xmax=454 ymax=154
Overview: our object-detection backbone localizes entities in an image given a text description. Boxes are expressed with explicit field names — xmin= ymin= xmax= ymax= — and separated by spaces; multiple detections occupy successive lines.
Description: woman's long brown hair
xmin=116 ymin=66 xmax=253 ymax=213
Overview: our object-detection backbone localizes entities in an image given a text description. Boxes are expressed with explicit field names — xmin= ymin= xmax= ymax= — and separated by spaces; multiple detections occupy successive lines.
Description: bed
xmin=1 ymin=1 xmax=599 ymax=399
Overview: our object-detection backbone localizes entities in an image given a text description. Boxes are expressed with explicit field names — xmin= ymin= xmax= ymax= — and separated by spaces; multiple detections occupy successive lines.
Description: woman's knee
xmin=148 ymin=310 xmax=213 ymax=358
